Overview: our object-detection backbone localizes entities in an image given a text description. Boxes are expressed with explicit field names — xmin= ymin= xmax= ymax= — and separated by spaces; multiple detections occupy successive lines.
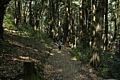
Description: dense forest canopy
xmin=0 ymin=0 xmax=120 ymax=79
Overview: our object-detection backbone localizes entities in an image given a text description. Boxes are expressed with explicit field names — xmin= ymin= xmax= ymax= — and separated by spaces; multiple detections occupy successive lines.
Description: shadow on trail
xmin=44 ymin=46 xmax=102 ymax=80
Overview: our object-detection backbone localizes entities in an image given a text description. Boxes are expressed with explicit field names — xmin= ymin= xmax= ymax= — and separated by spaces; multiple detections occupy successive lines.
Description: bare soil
xmin=44 ymin=45 xmax=102 ymax=80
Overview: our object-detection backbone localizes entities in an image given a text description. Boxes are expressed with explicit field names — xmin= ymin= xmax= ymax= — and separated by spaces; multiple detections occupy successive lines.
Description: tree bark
xmin=0 ymin=6 xmax=6 ymax=39
xmin=29 ymin=0 xmax=33 ymax=27
xmin=104 ymin=0 xmax=108 ymax=50
xmin=112 ymin=0 xmax=118 ymax=42
xmin=82 ymin=0 xmax=88 ymax=48
xmin=49 ymin=0 xmax=54 ymax=38
xmin=64 ymin=0 xmax=70 ymax=45
xmin=90 ymin=0 xmax=104 ymax=69
xmin=24 ymin=61 xmax=36 ymax=78
xmin=18 ymin=0 xmax=21 ymax=24
xmin=87 ymin=0 xmax=91 ymax=47
xmin=0 ymin=0 xmax=10 ymax=40
xmin=78 ymin=0 xmax=83 ymax=45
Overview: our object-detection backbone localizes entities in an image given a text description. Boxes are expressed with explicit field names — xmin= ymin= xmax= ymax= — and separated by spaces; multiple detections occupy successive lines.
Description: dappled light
xmin=71 ymin=56 xmax=77 ymax=61
xmin=19 ymin=56 xmax=30 ymax=60
xmin=0 ymin=0 xmax=120 ymax=79
xmin=44 ymin=45 xmax=102 ymax=80
xmin=0 ymin=30 xmax=51 ymax=79
xmin=49 ymin=53 xmax=54 ymax=56
xmin=57 ymin=50 xmax=62 ymax=53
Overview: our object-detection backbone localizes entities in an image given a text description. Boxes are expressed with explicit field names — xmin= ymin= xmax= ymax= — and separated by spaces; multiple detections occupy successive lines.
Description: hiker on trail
xmin=58 ymin=40 xmax=62 ymax=50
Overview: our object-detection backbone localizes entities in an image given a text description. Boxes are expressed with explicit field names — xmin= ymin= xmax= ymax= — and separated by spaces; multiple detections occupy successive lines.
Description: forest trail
xmin=44 ymin=45 xmax=102 ymax=80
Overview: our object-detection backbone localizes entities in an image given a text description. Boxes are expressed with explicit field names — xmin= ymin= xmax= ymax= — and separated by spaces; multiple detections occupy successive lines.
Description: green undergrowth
xmin=70 ymin=46 xmax=93 ymax=64
xmin=70 ymin=45 xmax=120 ymax=79
xmin=98 ymin=51 xmax=120 ymax=79
xmin=17 ymin=23 xmax=53 ymax=46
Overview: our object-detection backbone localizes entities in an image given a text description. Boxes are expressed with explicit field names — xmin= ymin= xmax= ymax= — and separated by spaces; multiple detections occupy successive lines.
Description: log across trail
xmin=44 ymin=45 xmax=102 ymax=80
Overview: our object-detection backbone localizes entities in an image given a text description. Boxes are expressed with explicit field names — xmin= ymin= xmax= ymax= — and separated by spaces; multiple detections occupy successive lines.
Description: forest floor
xmin=0 ymin=30 xmax=51 ymax=79
xmin=44 ymin=45 xmax=102 ymax=80
xmin=0 ymin=29 xmax=102 ymax=80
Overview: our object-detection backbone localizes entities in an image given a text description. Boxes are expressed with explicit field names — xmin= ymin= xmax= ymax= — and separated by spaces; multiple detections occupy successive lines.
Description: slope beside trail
xmin=44 ymin=45 xmax=102 ymax=80
xmin=0 ymin=31 xmax=51 ymax=79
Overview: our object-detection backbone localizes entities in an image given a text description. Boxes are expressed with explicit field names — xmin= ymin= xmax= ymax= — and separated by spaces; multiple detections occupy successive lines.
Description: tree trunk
xmin=49 ymin=0 xmax=54 ymax=38
xmin=104 ymin=0 xmax=108 ymax=51
xmin=90 ymin=0 xmax=104 ymax=69
xmin=90 ymin=48 xmax=100 ymax=70
xmin=57 ymin=0 xmax=61 ymax=40
xmin=18 ymin=0 xmax=21 ymax=24
xmin=87 ymin=0 xmax=92 ymax=47
xmin=0 ymin=6 xmax=6 ymax=40
xmin=24 ymin=61 xmax=36 ymax=78
xmin=29 ymin=0 xmax=33 ymax=27
xmin=112 ymin=0 xmax=118 ymax=42
xmin=23 ymin=1 xmax=27 ymax=24
xmin=78 ymin=0 xmax=83 ymax=45
xmin=14 ymin=0 xmax=17 ymax=24
xmin=64 ymin=0 xmax=70 ymax=45
xmin=0 ymin=0 xmax=10 ymax=40
xmin=91 ymin=0 xmax=96 ymax=48
xmin=82 ymin=0 xmax=88 ymax=48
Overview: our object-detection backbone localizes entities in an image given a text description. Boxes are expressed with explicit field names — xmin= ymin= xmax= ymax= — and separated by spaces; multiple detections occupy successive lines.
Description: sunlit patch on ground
xmin=50 ymin=53 xmax=54 ymax=56
xmin=79 ymin=74 xmax=86 ymax=79
xmin=19 ymin=56 xmax=30 ymax=60
xmin=71 ymin=56 xmax=77 ymax=61
xmin=89 ymin=68 xmax=93 ymax=73
xmin=57 ymin=50 xmax=62 ymax=53
xmin=57 ymin=69 xmax=63 ymax=72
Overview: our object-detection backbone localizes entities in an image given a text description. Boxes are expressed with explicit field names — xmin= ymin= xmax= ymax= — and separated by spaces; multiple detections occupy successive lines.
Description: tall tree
xmin=82 ymin=0 xmax=88 ymax=48
xmin=87 ymin=0 xmax=92 ymax=47
xmin=64 ymin=0 xmax=71 ymax=45
xmin=78 ymin=0 xmax=83 ymax=45
xmin=48 ymin=0 xmax=54 ymax=38
xmin=29 ymin=0 xmax=33 ymax=27
xmin=90 ymin=0 xmax=105 ymax=69
xmin=104 ymin=0 xmax=108 ymax=50
xmin=0 ymin=0 xmax=10 ymax=39
xmin=112 ymin=0 xmax=119 ymax=41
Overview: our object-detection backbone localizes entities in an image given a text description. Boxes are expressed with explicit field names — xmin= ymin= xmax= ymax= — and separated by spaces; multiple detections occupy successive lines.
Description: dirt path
xmin=44 ymin=45 xmax=102 ymax=80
